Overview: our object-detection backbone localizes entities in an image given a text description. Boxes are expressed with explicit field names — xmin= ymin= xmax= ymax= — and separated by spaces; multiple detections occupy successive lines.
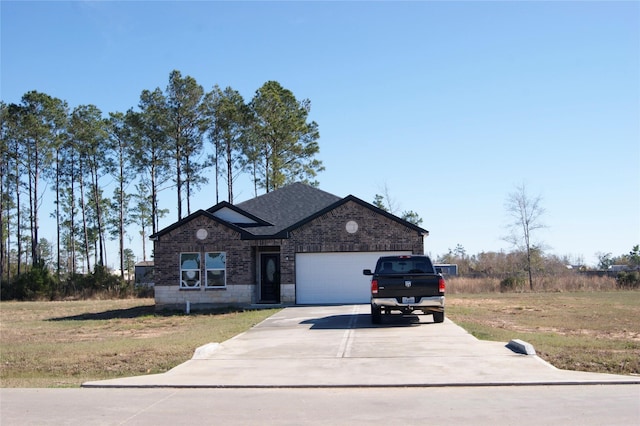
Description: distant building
xmin=135 ymin=261 xmax=155 ymax=287
xmin=435 ymin=264 xmax=458 ymax=276
xmin=110 ymin=269 xmax=132 ymax=281
xmin=609 ymin=265 xmax=640 ymax=273
xmin=609 ymin=265 xmax=631 ymax=272
xmin=565 ymin=264 xmax=586 ymax=271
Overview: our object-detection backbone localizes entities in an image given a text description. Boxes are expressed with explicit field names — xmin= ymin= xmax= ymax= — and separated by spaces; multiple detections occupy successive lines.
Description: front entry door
xmin=260 ymin=253 xmax=281 ymax=303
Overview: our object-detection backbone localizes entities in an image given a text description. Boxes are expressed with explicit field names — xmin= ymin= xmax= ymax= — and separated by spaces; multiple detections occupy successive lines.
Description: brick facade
xmin=153 ymin=200 xmax=424 ymax=310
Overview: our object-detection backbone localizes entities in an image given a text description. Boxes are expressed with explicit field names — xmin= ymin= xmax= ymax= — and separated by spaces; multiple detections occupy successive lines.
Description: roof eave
xmin=149 ymin=209 xmax=251 ymax=240
xmin=280 ymin=194 xmax=429 ymax=236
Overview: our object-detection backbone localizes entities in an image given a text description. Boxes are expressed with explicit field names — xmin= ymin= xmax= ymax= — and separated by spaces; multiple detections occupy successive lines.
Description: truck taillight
xmin=371 ymin=279 xmax=379 ymax=294
xmin=439 ymin=277 xmax=446 ymax=293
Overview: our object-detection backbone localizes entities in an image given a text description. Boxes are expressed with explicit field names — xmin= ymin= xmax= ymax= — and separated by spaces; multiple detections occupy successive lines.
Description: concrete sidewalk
xmin=83 ymin=305 xmax=640 ymax=388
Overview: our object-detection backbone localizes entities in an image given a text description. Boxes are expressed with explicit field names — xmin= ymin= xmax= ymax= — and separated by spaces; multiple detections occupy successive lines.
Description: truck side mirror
xmin=363 ymin=269 xmax=373 ymax=276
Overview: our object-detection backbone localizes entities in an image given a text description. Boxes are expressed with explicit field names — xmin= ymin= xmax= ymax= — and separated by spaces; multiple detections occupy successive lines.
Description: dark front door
xmin=260 ymin=253 xmax=281 ymax=303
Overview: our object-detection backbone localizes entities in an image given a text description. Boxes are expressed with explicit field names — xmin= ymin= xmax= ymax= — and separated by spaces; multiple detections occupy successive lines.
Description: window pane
xmin=181 ymin=253 xmax=200 ymax=269
xmin=181 ymin=270 xmax=200 ymax=288
xmin=207 ymin=270 xmax=225 ymax=287
xmin=205 ymin=252 xmax=226 ymax=269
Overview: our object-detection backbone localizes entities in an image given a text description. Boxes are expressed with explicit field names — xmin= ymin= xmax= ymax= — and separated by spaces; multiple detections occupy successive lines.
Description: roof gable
xmin=283 ymin=194 xmax=429 ymax=236
xmin=150 ymin=209 xmax=248 ymax=240
xmin=206 ymin=201 xmax=272 ymax=227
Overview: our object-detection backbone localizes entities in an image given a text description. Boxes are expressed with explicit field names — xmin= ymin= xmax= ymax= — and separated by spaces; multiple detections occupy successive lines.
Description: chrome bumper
xmin=372 ymin=296 xmax=445 ymax=308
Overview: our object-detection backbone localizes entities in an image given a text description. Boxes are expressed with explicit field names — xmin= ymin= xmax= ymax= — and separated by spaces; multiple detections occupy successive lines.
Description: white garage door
xmin=295 ymin=251 xmax=411 ymax=304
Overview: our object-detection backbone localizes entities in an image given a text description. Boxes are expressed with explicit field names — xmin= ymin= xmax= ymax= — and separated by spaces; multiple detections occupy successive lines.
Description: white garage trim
xmin=295 ymin=251 xmax=412 ymax=304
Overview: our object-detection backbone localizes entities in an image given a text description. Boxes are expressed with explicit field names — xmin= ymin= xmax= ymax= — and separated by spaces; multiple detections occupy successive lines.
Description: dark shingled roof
xmin=151 ymin=182 xmax=428 ymax=240
xmin=235 ymin=182 xmax=342 ymax=236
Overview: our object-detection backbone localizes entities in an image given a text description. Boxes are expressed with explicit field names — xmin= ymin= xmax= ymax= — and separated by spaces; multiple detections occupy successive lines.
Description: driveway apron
xmin=83 ymin=305 xmax=640 ymax=388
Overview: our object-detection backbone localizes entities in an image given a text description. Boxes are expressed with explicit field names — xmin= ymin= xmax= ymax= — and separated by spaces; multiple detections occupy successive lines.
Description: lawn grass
xmin=0 ymin=299 xmax=279 ymax=388
xmin=2 ymin=292 xmax=638 ymax=387
xmin=446 ymin=291 xmax=640 ymax=376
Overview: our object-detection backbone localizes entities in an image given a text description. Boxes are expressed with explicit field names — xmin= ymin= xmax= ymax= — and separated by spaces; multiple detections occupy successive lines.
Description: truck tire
xmin=433 ymin=311 xmax=445 ymax=323
xmin=371 ymin=304 xmax=382 ymax=324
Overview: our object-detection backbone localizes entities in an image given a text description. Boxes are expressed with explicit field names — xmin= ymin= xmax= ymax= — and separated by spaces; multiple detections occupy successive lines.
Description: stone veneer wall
xmin=155 ymin=284 xmax=255 ymax=310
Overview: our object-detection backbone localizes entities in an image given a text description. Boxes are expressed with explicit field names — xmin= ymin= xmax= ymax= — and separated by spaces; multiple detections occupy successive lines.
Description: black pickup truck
xmin=363 ymin=255 xmax=445 ymax=324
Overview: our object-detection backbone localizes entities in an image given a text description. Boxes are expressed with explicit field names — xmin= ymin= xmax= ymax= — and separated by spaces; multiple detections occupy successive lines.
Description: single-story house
xmin=150 ymin=182 xmax=428 ymax=310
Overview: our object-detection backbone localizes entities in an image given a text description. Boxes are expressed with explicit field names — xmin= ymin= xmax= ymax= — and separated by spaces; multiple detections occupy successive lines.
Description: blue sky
xmin=2 ymin=1 xmax=639 ymax=267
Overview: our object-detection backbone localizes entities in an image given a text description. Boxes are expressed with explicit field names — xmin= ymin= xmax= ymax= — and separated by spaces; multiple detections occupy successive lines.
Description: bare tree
xmin=373 ymin=183 xmax=399 ymax=213
xmin=504 ymin=183 xmax=547 ymax=290
xmin=373 ymin=183 xmax=423 ymax=226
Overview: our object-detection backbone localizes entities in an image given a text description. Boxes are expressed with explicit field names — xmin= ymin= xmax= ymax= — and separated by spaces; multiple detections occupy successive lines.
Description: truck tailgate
xmin=376 ymin=275 xmax=443 ymax=298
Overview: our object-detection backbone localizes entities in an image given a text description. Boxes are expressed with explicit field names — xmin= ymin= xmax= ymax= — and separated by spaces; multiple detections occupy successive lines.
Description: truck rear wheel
xmin=371 ymin=304 xmax=382 ymax=324
xmin=433 ymin=311 xmax=445 ymax=323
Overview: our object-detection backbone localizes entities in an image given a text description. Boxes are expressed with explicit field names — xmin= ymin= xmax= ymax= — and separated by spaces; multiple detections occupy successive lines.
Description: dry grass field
xmin=447 ymin=291 xmax=640 ymax=376
xmin=1 ymin=289 xmax=638 ymax=387
xmin=0 ymin=299 xmax=278 ymax=388
xmin=444 ymin=274 xmax=619 ymax=293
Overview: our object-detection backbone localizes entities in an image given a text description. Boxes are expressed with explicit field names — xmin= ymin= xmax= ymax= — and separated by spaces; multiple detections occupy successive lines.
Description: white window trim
xmin=180 ymin=252 xmax=201 ymax=289
xmin=205 ymin=251 xmax=227 ymax=288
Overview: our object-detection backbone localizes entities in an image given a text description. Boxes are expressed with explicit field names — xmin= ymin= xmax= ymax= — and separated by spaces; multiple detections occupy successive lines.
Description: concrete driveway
xmin=83 ymin=304 xmax=639 ymax=388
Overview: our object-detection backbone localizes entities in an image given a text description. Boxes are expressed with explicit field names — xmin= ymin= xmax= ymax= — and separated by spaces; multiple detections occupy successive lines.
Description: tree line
xmin=438 ymin=184 xmax=639 ymax=290
xmin=437 ymin=244 xmax=640 ymax=290
xmin=0 ymin=71 xmax=323 ymax=285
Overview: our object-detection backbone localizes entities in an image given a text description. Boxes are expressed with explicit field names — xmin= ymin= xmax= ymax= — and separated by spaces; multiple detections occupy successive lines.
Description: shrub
xmin=617 ymin=271 xmax=640 ymax=289
xmin=134 ymin=284 xmax=154 ymax=298
xmin=1 ymin=264 xmax=149 ymax=301
xmin=0 ymin=265 xmax=56 ymax=300
xmin=500 ymin=275 xmax=526 ymax=292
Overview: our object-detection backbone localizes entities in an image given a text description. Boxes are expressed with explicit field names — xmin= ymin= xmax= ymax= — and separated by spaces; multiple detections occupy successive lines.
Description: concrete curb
xmin=507 ymin=339 xmax=536 ymax=355
xmin=192 ymin=343 xmax=219 ymax=359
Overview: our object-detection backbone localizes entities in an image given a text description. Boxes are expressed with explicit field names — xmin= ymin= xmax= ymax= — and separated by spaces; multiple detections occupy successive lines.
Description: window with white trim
xmin=205 ymin=252 xmax=226 ymax=288
xmin=180 ymin=253 xmax=201 ymax=288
